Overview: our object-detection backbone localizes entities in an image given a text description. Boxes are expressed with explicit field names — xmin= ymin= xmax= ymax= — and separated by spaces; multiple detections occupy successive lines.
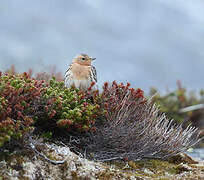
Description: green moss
xmin=170 ymin=164 xmax=190 ymax=174
xmin=104 ymin=158 xmax=193 ymax=179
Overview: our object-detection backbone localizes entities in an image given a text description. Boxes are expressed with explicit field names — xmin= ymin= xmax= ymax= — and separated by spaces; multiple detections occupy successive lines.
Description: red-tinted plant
xmin=80 ymin=81 xmax=202 ymax=161
xmin=0 ymin=72 xmax=45 ymax=146
xmin=0 ymin=72 xmax=103 ymax=148
xmin=99 ymin=81 xmax=146 ymax=124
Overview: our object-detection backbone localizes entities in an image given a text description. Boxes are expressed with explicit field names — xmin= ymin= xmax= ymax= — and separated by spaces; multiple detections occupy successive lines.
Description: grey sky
xmin=0 ymin=0 xmax=204 ymax=92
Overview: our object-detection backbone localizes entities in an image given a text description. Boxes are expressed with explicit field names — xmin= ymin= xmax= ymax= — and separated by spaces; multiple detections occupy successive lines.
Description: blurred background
xmin=0 ymin=0 xmax=203 ymax=157
xmin=0 ymin=0 xmax=204 ymax=92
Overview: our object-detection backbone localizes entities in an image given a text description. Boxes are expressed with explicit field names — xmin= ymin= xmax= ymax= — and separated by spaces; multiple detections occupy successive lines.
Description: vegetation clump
xmin=0 ymin=68 xmax=203 ymax=163
xmin=0 ymin=72 xmax=102 ymax=148
xmin=79 ymin=81 xmax=202 ymax=161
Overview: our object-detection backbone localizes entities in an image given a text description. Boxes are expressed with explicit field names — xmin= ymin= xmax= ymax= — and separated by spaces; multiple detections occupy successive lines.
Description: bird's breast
xmin=71 ymin=63 xmax=90 ymax=80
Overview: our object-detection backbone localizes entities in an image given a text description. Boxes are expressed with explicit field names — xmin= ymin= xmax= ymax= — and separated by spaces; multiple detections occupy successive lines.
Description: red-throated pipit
xmin=64 ymin=54 xmax=97 ymax=91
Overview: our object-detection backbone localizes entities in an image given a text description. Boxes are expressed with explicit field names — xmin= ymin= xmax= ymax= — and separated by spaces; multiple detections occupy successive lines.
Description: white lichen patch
xmin=22 ymin=161 xmax=38 ymax=179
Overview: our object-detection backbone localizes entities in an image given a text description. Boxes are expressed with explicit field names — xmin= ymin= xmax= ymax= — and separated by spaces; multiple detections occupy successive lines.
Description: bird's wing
xmin=90 ymin=65 xmax=97 ymax=82
xmin=64 ymin=64 xmax=74 ymax=87
xmin=64 ymin=64 xmax=72 ymax=79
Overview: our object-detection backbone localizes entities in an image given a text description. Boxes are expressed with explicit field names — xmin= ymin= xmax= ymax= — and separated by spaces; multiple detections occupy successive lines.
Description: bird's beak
xmin=91 ymin=57 xmax=96 ymax=61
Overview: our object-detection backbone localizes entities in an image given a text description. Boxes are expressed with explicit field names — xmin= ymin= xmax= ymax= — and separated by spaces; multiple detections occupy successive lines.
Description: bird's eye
xmin=82 ymin=57 xmax=85 ymax=60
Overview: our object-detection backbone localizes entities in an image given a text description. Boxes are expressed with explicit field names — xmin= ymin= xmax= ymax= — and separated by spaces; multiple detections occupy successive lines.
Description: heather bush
xmin=37 ymin=77 xmax=102 ymax=132
xmin=0 ymin=72 xmax=42 ymax=147
xmin=79 ymin=81 xmax=202 ymax=161
xmin=0 ymin=72 xmax=101 ymax=147
xmin=98 ymin=81 xmax=146 ymax=123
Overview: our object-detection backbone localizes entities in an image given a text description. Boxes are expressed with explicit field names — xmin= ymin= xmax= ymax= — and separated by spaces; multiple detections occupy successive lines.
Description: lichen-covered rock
xmin=0 ymin=143 xmax=203 ymax=180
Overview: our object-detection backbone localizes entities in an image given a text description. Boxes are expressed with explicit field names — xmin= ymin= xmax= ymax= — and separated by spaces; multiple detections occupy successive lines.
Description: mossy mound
xmin=0 ymin=143 xmax=203 ymax=180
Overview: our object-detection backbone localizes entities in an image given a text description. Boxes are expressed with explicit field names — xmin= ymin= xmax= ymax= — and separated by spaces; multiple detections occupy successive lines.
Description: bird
xmin=64 ymin=54 xmax=98 ymax=91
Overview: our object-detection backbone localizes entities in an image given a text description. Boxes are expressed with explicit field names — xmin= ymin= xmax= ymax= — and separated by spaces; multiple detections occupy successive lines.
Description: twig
xmin=28 ymin=137 xmax=66 ymax=165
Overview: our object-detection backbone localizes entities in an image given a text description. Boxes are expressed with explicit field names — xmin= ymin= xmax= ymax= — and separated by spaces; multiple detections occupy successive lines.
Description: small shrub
xmin=0 ymin=72 xmax=42 ymax=147
xmin=35 ymin=77 xmax=102 ymax=133
xmin=80 ymin=81 xmax=202 ymax=161
xmin=98 ymin=81 xmax=146 ymax=124
xmin=0 ymin=72 xmax=102 ymax=147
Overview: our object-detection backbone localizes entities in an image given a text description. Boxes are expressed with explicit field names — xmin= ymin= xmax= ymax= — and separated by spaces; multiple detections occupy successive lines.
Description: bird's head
xmin=73 ymin=54 xmax=96 ymax=66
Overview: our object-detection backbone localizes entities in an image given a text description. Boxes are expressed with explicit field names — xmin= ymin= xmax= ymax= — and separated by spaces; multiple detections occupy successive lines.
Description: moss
xmin=128 ymin=159 xmax=174 ymax=174
xmin=71 ymin=171 xmax=78 ymax=179
xmin=168 ymin=153 xmax=198 ymax=164
xmin=104 ymin=158 xmax=195 ymax=179
xmin=170 ymin=164 xmax=191 ymax=174
xmin=97 ymin=169 xmax=126 ymax=180
xmin=0 ymin=152 xmax=28 ymax=179
xmin=59 ymin=160 xmax=69 ymax=172
xmin=128 ymin=161 xmax=141 ymax=169
xmin=97 ymin=170 xmax=113 ymax=180
xmin=0 ymin=148 xmax=203 ymax=180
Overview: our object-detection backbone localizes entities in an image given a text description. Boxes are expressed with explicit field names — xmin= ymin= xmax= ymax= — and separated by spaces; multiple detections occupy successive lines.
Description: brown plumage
xmin=64 ymin=54 xmax=97 ymax=91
